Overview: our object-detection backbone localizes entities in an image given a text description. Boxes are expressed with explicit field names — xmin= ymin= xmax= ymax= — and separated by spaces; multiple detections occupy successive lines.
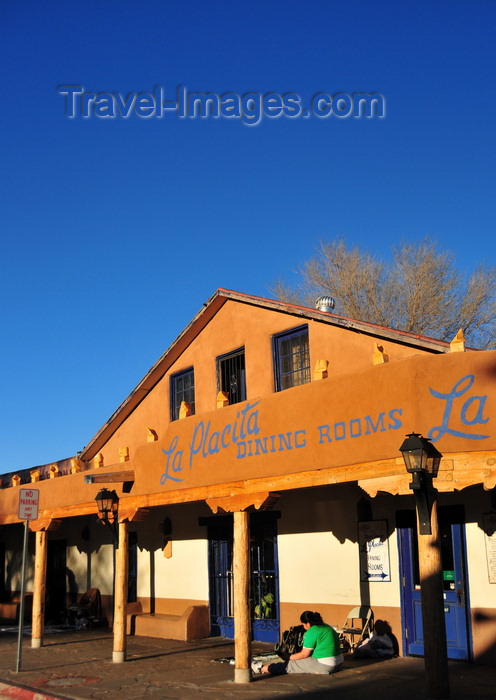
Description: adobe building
xmin=1 ymin=289 xmax=496 ymax=678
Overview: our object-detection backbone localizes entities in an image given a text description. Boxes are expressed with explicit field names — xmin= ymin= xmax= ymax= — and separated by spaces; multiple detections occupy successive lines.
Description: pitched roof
xmin=79 ymin=288 xmax=450 ymax=461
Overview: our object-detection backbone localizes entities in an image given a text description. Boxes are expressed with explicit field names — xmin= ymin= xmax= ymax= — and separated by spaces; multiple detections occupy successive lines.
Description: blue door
xmin=398 ymin=506 xmax=471 ymax=660
xmin=207 ymin=513 xmax=280 ymax=643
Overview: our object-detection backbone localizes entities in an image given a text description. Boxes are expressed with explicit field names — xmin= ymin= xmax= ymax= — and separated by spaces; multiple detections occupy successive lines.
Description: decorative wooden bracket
xmin=450 ymin=329 xmax=465 ymax=353
xmin=29 ymin=518 xmax=62 ymax=532
xmin=84 ymin=470 xmax=134 ymax=484
xmin=118 ymin=507 xmax=149 ymax=523
xmin=373 ymin=343 xmax=389 ymax=365
xmin=206 ymin=491 xmax=280 ymax=514
xmin=84 ymin=470 xmax=135 ymax=493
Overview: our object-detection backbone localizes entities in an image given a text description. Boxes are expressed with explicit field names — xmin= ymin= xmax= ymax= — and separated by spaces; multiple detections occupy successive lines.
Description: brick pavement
xmin=0 ymin=628 xmax=493 ymax=699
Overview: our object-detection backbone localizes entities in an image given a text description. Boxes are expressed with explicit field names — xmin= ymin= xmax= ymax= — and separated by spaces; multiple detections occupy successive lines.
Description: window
xmin=170 ymin=368 xmax=195 ymax=420
xmin=217 ymin=348 xmax=246 ymax=405
xmin=273 ymin=325 xmax=310 ymax=391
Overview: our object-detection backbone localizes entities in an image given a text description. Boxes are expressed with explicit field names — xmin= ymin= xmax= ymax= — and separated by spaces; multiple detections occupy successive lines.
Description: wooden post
xmin=113 ymin=522 xmax=128 ymax=663
xmin=417 ymin=496 xmax=450 ymax=699
xmin=233 ymin=510 xmax=251 ymax=683
xmin=31 ymin=529 xmax=47 ymax=648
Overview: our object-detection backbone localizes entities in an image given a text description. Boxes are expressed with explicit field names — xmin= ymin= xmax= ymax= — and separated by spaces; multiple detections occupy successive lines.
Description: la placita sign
xmin=18 ymin=488 xmax=39 ymax=521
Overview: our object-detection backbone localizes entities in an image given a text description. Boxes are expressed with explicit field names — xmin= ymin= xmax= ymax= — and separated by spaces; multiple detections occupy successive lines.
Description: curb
xmin=0 ymin=681 xmax=65 ymax=700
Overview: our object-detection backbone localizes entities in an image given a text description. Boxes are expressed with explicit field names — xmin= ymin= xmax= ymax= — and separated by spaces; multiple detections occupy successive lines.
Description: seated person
xmin=353 ymin=619 xmax=395 ymax=658
xmin=255 ymin=610 xmax=344 ymax=675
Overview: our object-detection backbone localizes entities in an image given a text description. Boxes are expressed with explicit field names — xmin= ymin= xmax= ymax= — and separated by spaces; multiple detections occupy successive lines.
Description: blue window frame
xmin=170 ymin=368 xmax=195 ymax=420
xmin=273 ymin=325 xmax=310 ymax=391
xmin=217 ymin=347 xmax=246 ymax=405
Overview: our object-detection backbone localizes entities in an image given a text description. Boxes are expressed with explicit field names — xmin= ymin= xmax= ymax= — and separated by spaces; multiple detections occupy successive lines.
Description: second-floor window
xmin=217 ymin=348 xmax=246 ymax=405
xmin=273 ymin=325 xmax=310 ymax=391
xmin=170 ymin=368 xmax=195 ymax=420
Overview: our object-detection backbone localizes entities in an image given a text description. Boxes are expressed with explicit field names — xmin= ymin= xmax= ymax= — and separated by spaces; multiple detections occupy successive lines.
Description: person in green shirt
xmin=257 ymin=610 xmax=344 ymax=675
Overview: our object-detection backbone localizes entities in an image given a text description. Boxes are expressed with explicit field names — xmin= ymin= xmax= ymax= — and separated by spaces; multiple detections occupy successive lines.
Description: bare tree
xmin=271 ymin=238 xmax=496 ymax=349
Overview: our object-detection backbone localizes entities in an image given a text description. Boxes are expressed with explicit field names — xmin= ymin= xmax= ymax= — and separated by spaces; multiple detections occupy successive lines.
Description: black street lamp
xmin=399 ymin=432 xmax=442 ymax=534
xmin=399 ymin=432 xmax=449 ymax=699
xmin=95 ymin=488 xmax=119 ymax=546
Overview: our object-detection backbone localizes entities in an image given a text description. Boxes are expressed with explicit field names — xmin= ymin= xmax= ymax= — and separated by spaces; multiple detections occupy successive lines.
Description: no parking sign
xmin=18 ymin=488 xmax=39 ymax=521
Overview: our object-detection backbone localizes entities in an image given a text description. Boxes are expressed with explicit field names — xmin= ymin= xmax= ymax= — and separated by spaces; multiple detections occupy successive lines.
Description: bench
xmin=0 ymin=593 xmax=32 ymax=624
xmin=127 ymin=602 xmax=210 ymax=641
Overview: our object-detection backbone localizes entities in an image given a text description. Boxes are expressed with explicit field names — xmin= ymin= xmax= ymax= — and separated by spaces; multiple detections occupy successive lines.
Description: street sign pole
xmin=16 ymin=520 xmax=29 ymax=673
xmin=15 ymin=489 xmax=39 ymax=673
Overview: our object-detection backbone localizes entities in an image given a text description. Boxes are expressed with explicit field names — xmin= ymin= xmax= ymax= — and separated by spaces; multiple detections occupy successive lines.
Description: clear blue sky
xmin=1 ymin=0 xmax=495 ymax=473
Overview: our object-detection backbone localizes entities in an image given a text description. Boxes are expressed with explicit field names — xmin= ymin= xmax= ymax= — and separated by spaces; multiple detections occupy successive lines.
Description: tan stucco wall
xmin=138 ymin=539 xmax=209 ymax=600
xmin=465 ymin=521 xmax=496 ymax=608
xmin=94 ymin=299 xmax=436 ymax=472
xmin=277 ymin=486 xmax=401 ymax=618
xmin=278 ymin=531 xmax=359 ymax=602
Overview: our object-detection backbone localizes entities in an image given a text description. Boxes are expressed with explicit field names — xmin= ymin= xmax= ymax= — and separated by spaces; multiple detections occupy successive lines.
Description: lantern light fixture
xmin=399 ymin=433 xmax=443 ymax=535
xmin=399 ymin=432 xmax=442 ymax=478
xmin=95 ymin=488 xmax=119 ymax=545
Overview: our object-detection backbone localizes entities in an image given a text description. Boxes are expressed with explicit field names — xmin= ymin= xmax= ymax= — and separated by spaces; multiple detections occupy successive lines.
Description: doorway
xmin=398 ymin=506 xmax=471 ymax=660
xmin=205 ymin=512 xmax=280 ymax=643
xmin=46 ymin=539 xmax=67 ymax=624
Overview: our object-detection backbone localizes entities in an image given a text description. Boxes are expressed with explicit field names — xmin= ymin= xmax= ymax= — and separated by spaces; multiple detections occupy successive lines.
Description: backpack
xmin=275 ymin=625 xmax=305 ymax=658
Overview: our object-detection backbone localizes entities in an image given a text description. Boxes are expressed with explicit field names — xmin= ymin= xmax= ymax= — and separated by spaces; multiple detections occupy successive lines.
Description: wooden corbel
xmin=29 ymin=518 xmax=62 ymax=532
xmin=206 ymin=491 xmax=280 ymax=514
xmin=118 ymin=507 xmax=149 ymax=523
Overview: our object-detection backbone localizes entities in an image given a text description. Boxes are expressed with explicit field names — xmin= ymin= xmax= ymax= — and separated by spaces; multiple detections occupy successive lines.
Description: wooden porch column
xmin=233 ymin=509 xmax=251 ymax=683
xmin=206 ymin=492 xmax=279 ymax=683
xmin=417 ymin=498 xmax=450 ymax=699
xmin=113 ymin=521 xmax=129 ymax=663
xmin=31 ymin=529 xmax=48 ymax=648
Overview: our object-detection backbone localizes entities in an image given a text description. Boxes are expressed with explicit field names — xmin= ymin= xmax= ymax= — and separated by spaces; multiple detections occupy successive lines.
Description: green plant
xmin=254 ymin=592 xmax=274 ymax=619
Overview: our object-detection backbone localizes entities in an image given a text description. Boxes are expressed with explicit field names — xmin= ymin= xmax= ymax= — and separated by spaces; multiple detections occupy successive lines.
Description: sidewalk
xmin=0 ymin=628 xmax=493 ymax=700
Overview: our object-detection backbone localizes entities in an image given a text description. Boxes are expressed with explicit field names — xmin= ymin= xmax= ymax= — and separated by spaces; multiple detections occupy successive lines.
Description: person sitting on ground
xmin=256 ymin=610 xmax=344 ymax=675
xmin=353 ymin=619 xmax=395 ymax=658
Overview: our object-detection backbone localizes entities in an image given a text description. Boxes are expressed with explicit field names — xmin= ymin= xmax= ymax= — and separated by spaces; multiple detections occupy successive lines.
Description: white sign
xmin=483 ymin=513 xmax=496 ymax=584
xmin=18 ymin=488 xmax=39 ymax=521
xmin=359 ymin=520 xmax=391 ymax=582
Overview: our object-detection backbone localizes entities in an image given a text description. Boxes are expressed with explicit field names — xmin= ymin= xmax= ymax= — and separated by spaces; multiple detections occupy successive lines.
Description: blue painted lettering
xmin=295 ymin=430 xmax=306 ymax=447
xmin=189 ymin=400 xmax=261 ymax=467
xmin=279 ymin=433 xmax=293 ymax=450
xmin=208 ymin=429 xmax=221 ymax=455
xmin=189 ymin=421 xmax=205 ymax=468
xmin=364 ymin=413 xmax=385 ymax=434
xmin=318 ymin=424 xmax=332 ymax=443
xmin=201 ymin=421 xmax=211 ymax=458
xmin=334 ymin=422 xmax=346 ymax=440
xmin=350 ymin=418 xmax=362 ymax=438
xmin=388 ymin=408 xmax=402 ymax=429
xmin=160 ymin=436 xmax=183 ymax=483
xmin=221 ymin=424 xmax=231 ymax=448
xmin=461 ymin=395 xmax=488 ymax=426
xmin=246 ymin=408 xmax=260 ymax=436
xmin=236 ymin=429 xmax=306 ymax=459
xmin=428 ymin=374 xmax=490 ymax=441
xmin=255 ymin=437 xmax=268 ymax=455
xmin=237 ymin=442 xmax=246 ymax=458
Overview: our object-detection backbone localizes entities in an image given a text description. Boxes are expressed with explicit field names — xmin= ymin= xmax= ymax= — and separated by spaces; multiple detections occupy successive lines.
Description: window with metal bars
xmin=273 ymin=325 xmax=310 ymax=391
xmin=217 ymin=348 xmax=246 ymax=405
xmin=170 ymin=367 xmax=195 ymax=420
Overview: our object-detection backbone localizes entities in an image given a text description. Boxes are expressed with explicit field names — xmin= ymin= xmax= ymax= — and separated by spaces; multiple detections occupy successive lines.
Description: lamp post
xmin=94 ymin=488 xmax=127 ymax=662
xmin=399 ymin=433 xmax=449 ymax=699
xmin=95 ymin=488 xmax=119 ymax=546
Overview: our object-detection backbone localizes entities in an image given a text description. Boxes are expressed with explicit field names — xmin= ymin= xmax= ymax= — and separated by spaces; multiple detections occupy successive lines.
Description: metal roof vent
xmin=315 ymin=296 xmax=335 ymax=312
